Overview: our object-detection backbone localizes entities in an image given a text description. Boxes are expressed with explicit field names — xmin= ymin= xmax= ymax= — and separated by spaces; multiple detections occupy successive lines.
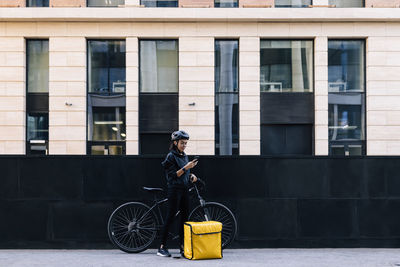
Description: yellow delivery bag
xmin=183 ymin=221 xmax=223 ymax=260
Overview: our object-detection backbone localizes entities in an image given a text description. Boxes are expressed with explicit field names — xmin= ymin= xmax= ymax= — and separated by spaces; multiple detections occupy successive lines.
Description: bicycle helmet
xmin=171 ymin=130 xmax=189 ymax=141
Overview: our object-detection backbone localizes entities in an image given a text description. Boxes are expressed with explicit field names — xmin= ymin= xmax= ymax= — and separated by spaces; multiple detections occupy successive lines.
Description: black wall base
xmin=1 ymin=156 xmax=400 ymax=249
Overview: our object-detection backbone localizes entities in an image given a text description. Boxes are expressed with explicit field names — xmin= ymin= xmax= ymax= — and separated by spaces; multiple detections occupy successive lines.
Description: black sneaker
xmin=180 ymin=247 xmax=184 ymax=258
xmin=157 ymin=247 xmax=171 ymax=257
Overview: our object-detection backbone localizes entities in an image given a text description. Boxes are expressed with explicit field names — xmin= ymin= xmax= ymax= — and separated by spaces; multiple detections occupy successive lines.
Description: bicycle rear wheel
xmin=188 ymin=202 xmax=237 ymax=249
xmin=107 ymin=202 xmax=157 ymax=253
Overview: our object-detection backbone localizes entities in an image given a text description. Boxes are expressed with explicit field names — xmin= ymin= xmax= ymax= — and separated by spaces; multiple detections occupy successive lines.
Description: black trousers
xmin=160 ymin=186 xmax=189 ymax=247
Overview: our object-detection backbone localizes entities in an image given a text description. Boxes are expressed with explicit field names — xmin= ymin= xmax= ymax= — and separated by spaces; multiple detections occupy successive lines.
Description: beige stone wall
xmin=50 ymin=0 xmax=86 ymax=7
xmin=179 ymin=0 xmax=214 ymax=7
xmin=366 ymin=0 xmax=400 ymax=8
xmin=179 ymin=37 xmax=214 ymax=155
xmin=239 ymin=0 xmax=272 ymax=7
xmin=0 ymin=0 xmax=25 ymax=7
xmin=126 ymin=37 xmax=139 ymax=155
xmin=239 ymin=37 xmax=260 ymax=155
xmin=367 ymin=28 xmax=400 ymax=155
xmin=49 ymin=37 xmax=86 ymax=154
xmin=314 ymin=36 xmax=328 ymax=155
xmin=0 ymin=37 xmax=25 ymax=154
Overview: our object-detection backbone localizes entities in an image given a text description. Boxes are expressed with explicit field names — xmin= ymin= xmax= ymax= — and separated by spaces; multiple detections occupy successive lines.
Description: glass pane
xmin=328 ymin=94 xmax=365 ymax=141
xmin=88 ymin=40 xmax=126 ymax=94
xmin=215 ymin=0 xmax=238 ymax=7
xmin=140 ymin=40 xmax=178 ymax=93
xmin=108 ymin=145 xmax=123 ymax=155
xmin=349 ymin=145 xmax=362 ymax=155
xmin=329 ymin=0 xmax=364 ymax=7
xmin=215 ymin=40 xmax=238 ymax=93
xmin=27 ymin=0 xmax=49 ymax=7
xmin=89 ymin=107 xmax=126 ymax=141
xmin=141 ymin=0 xmax=178 ymax=7
xmin=215 ymin=93 xmax=239 ymax=155
xmin=330 ymin=145 xmax=345 ymax=156
xmin=275 ymin=0 xmax=311 ymax=7
xmin=87 ymin=0 xmax=124 ymax=6
xmin=91 ymin=145 xmax=106 ymax=155
xmin=27 ymin=40 xmax=49 ymax=93
xmin=260 ymin=40 xmax=313 ymax=92
xmin=328 ymin=40 xmax=364 ymax=92
xmin=27 ymin=113 xmax=48 ymax=141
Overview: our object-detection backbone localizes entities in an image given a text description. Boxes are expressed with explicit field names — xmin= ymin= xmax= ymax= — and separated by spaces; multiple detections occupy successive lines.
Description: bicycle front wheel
xmin=188 ymin=202 xmax=237 ymax=249
xmin=107 ymin=202 xmax=157 ymax=253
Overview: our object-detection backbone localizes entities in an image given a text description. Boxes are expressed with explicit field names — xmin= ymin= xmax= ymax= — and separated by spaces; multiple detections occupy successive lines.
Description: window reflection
xmin=141 ymin=0 xmax=178 ymax=7
xmin=275 ymin=0 xmax=311 ymax=7
xmin=328 ymin=40 xmax=365 ymax=156
xmin=260 ymin=40 xmax=313 ymax=92
xmin=215 ymin=0 xmax=238 ymax=7
xmin=215 ymin=40 xmax=239 ymax=155
xmin=27 ymin=0 xmax=49 ymax=7
xmin=88 ymin=40 xmax=126 ymax=94
xmin=87 ymin=0 xmax=124 ymax=7
xmin=140 ymin=40 xmax=178 ymax=93
xmin=329 ymin=0 xmax=364 ymax=8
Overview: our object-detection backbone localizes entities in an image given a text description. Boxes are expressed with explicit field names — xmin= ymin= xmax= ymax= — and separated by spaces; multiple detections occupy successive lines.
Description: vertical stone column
xmin=314 ymin=36 xmax=329 ymax=155
xmin=0 ymin=37 xmax=25 ymax=154
xmin=126 ymin=37 xmax=139 ymax=155
xmin=367 ymin=35 xmax=400 ymax=155
xmin=49 ymin=37 xmax=86 ymax=154
xmin=239 ymin=37 xmax=260 ymax=155
xmin=0 ymin=0 xmax=25 ymax=7
xmin=179 ymin=37 xmax=214 ymax=155
xmin=49 ymin=0 xmax=86 ymax=7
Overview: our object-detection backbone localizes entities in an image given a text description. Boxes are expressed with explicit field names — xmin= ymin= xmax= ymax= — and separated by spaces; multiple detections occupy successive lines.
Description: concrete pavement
xmin=1 ymin=249 xmax=400 ymax=267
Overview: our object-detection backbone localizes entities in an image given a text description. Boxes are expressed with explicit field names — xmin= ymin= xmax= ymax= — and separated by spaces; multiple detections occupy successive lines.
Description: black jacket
xmin=161 ymin=149 xmax=190 ymax=188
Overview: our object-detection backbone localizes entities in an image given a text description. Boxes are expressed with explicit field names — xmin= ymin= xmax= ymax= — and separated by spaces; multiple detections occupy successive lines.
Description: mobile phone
xmin=193 ymin=156 xmax=200 ymax=162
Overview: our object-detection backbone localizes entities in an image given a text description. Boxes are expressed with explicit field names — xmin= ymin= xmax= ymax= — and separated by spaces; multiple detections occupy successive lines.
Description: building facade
xmin=1 ymin=0 xmax=400 ymax=156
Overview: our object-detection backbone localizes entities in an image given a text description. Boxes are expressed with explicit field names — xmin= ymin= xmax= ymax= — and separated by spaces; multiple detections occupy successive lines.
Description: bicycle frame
xmin=136 ymin=182 xmax=205 ymax=233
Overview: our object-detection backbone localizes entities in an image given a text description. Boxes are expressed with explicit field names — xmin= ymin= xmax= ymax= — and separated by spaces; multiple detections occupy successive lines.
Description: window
xmin=141 ymin=0 xmax=177 ymax=7
xmin=88 ymin=40 xmax=126 ymax=94
xmin=328 ymin=40 xmax=365 ymax=156
xmin=215 ymin=0 xmax=238 ymax=8
xmin=87 ymin=40 xmax=126 ymax=155
xmin=260 ymin=40 xmax=314 ymax=155
xmin=215 ymin=40 xmax=239 ymax=155
xmin=87 ymin=0 xmax=124 ymax=7
xmin=26 ymin=40 xmax=49 ymax=155
xmin=260 ymin=40 xmax=313 ymax=92
xmin=329 ymin=0 xmax=364 ymax=8
xmin=275 ymin=0 xmax=311 ymax=7
xmin=27 ymin=0 xmax=49 ymax=7
xmin=139 ymin=40 xmax=178 ymax=155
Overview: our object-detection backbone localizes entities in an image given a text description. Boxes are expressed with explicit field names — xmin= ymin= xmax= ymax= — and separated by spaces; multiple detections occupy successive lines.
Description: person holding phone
xmin=157 ymin=130 xmax=198 ymax=257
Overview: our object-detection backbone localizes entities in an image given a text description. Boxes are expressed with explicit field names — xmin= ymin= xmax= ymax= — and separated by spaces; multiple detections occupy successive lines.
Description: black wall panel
xmin=1 ymin=156 xmax=400 ymax=248
xmin=260 ymin=93 xmax=314 ymax=124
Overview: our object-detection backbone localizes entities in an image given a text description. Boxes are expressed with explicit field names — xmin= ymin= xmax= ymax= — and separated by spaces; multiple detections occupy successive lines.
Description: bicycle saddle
xmin=142 ymin=187 xmax=164 ymax=193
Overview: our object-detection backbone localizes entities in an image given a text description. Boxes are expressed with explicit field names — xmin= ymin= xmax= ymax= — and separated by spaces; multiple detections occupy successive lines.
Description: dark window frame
xmin=86 ymin=39 xmax=127 ymax=155
xmin=26 ymin=39 xmax=49 ymax=156
xmin=214 ymin=39 xmax=240 ymax=156
xmin=140 ymin=0 xmax=178 ymax=7
xmin=260 ymin=38 xmax=315 ymax=156
xmin=214 ymin=0 xmax=238 ymax=8
xmin=138 ymin=39 xmax=179 ymax=155
xmin=328 ymin=38 xmax=367 ymax=156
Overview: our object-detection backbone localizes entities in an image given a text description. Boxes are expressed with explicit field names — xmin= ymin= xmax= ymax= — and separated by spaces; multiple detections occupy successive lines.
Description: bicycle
xmin=107 ymin=178 xmax=237 ymax=253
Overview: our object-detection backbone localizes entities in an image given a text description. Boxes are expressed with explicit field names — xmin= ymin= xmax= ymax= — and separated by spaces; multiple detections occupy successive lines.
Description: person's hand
xmin=184 ymin=159 xmax=198 ymax=170
xmin=190 ymin=174 xmax=198 ymax=183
